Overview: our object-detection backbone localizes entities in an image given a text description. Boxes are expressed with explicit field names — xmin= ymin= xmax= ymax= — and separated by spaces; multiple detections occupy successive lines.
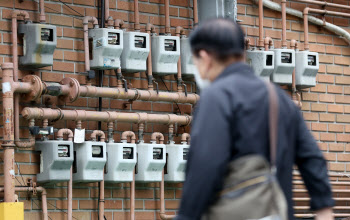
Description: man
xmin=176 ymin=19 xmax=334 ymax=220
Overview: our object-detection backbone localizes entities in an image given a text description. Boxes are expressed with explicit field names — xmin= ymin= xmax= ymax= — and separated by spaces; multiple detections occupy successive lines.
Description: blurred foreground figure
xmin=175 ymin=18 xmax=334 ymax=220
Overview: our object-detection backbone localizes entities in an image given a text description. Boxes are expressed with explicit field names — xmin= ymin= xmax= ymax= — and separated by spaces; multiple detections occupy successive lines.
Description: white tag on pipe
xmin=74 ymin=129 xmax=85 ymax=143
xmin=2 ymin=82 xmax=11 ymax=93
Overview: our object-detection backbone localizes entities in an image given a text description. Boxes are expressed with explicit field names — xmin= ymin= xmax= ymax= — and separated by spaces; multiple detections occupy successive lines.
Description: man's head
xmin=190 ymin=18 xmax=245 ymax=82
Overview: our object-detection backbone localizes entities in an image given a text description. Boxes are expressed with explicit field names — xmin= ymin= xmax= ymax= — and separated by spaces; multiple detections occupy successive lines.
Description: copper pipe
xmin=181 ymin=133 xmax=190 ymax=144
xmin=114 ymin=19 xmax=125 ymax=29
xmin=91 ymin=130 xmax=106 ymax=142
xmin=168 ymin=124 xmax=174 ymax=142
xmin=151 ymin=132 xmax=164 ymax=144
xmin=121 ymin=131 xmax=136 ymax=143
xmin=160 ymin=170 xmax=175 ymax=220
xmin=83 ymin=16 xmax=99 ymax=84
xmin=193 ymin=0 xmax=198 ymax=26
xmin=99 ymin=177 xmax=105 ymax=220
xmin=56 ymin=128 xmax=74 ymax=141
xmin=258 ymin=0 xmax=264 ymax=48
xmin=146 ymin=23 xmax=156 ymax=90
xmin=131 ymin=170 xmax=135 ymax=220
xmin=134 ymin=0 xmax=140 ymax=31
xmin=303 ymin=8 xmax=310 ymax=51
xmin=12 ymin=11 xmax=30 ymax=149
xmin=176 ymin=26 xmax=185 ymax=92
xmin=39 ymin=0 xmax=46 ymax=23
xmin=165 ymin=0 xmax=171 ymax=34
xmin=264 ymin=37 xmax=273 ymax=51
xmin=108 ymin=122 xmax=114 ymax=142
xmin=294 ymin=0 xmax=350 ymax=10
xmin=290 ymin=39 xmax=297 ymax=92
xmin=105 ymin=0 xmax=110 ymax=23
xmin=0 ymin=187 xmax=48 ymax=220
xmin=22 ymin=108 xmax=192 ymax=126
xmin=68 ymin=167 xmax=73 ymax=220
xmin=281 ymin=0 xmax=287 ymax=48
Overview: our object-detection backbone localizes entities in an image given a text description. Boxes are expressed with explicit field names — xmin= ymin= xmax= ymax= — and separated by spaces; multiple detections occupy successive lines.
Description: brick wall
xmin=0 ymin=0 xmax=349 ymax=219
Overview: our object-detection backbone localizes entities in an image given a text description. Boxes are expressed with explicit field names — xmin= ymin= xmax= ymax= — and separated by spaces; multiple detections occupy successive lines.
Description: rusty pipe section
xmin=151 ymin=132 xmax=165 ymax=144
xmin=0 ymin=187 xmax=48 ymax=220
xmin=165 ymin=0 xmax=171 ymax=34
xmin=258 ymin=0 xmax=264 ymax=48
xmin=83 ymin=16 xmax=99 ymax=80
xmin=39 ymin=0 xmax=46 ymax=23
xmin=121 ymin=131 xmax=136 ymax=143
xmin=56 ymin=128 xmax=74 ymax=141
xmin=160 ymin=171 xmax=175 ymax=220
xmin=146 ymin=23 xmax=156 ymax=90
xmin=15 ymin=119 xmax=36 ymax=148
xmin=134 ymin=0 xmax=140 ymax=31
xmin=181 ymin=133 xmax=191 ymax=144
xmin=264 ymin=37 xmax=273 ymax=51
xmin=281 ymin=0 xmax=287 ymax=48
xmin=22 ymin=108 xmax=192 ymax=126
xmin=91 ymin=130 xmax=106 ymax=142
xmin=176 ymin=26 xmax=185 ymax=92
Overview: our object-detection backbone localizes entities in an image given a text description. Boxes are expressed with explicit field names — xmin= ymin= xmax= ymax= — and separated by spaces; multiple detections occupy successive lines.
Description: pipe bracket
xmin=59 ymin=78 xmax=80 ymax=103
xmin=21 ymin=75 xmax=43 ymax=102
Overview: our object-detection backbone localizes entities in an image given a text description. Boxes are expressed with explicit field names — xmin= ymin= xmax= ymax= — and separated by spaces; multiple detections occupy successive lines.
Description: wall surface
xmin=0 ymin=0 xmax=349 ymax=219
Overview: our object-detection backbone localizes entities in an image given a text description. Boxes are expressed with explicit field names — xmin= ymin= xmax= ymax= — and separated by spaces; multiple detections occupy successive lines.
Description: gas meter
xmin=246 ymin=49 xmax=274 ymax=81
xmin=104 ymin=141 xmax=137 ymax=182
xmin=18 ymin=22 xmax=57 ymax=68
xmin=135 ymin=141 xmax=166 ymax=182
xmin=295 ymin=51 xmax=319 ymax=88
xmin=73 ymin=141 xmax=107 ymax=182
xmin=164 ymin=141 xmax=190 ymax=182
xmin=35 ymin=140 xmax=74 ymax=183
xmin=271 ymin=49 xmax=295 ymax=85
xmin=89 ymin=28 xmax=124 ymax=69
xmin=180 ymin=36 xmax=195 ymax=76
xmin=121 ymin=31 xmax=150 ymax=72
xmin=152 ymin=34 xmax=180 ymax=75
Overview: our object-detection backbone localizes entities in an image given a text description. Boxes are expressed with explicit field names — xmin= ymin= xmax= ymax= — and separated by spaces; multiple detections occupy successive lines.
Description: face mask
xmin=194 ymin=67 xmax=211 ymax=91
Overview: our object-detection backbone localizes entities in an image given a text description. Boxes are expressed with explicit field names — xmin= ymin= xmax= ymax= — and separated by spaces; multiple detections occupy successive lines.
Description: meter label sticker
xmin=74 ymin=129 xmax=85 ymax=143
xmin=2 ymin=82 xmax=11 ymax=93
xmin=94 ymin=38 xmax=105 ymax=48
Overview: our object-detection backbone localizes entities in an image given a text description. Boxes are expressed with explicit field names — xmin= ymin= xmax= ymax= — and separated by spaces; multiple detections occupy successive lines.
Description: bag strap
xmin=265 ymin=82 xmax=279 ymax=171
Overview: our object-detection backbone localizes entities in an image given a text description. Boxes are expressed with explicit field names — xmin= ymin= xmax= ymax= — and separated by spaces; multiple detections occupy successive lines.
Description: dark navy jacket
xmin=176 ymin=62 xmax=334 ymax=220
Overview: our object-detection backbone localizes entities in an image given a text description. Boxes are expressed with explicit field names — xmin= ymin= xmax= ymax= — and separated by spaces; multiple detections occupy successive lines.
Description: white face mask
xmin=194 ymin=67 xmax=211 ymax=91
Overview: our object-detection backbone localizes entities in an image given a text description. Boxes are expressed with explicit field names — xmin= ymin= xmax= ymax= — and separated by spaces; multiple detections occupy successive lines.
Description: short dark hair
xmin=189 ymin=18 xmax=245 ymax=62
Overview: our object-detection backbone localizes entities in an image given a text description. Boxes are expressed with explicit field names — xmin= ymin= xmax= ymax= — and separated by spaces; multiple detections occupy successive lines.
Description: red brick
xmin=329 ymin=143 xmax=345 ymax=152
xmin=302 ymin=92 xmax=318 ymax=102
xmin=325 ymin=46 xmax=342 ymax=55
xmin=317 ymin=74 xmax=334 ymax=84
xmin=319 ymin=94 xmax=335 ymax=103
xmin=57 ymin=39 xmax=74 ymax=49
xmin=329 ymin=124 xmax=344 ymax=133
xmin=311 ymin=103 xmax=326 ymax=112
xmin=328 ymin=104 xmax=343 ymax=113
xmin=323 ymin=152 xmax=336 ymax=161
xmin=320 ymin=133 xmax=335 ymax=141
xmin=319 ymin=113 xmax=335 ymax=122
xmin=337 ymin=134 xmax=350 ymax=142
xmin=335 ymin=95 xmax=350 ymax=104
xmin=64 ymin=51 xmax=85 ymax=62
xmin=336 ymin=76 xmax=350 ymax=85
xmin=303 ymin=112 xmax=318 ymax=121
xmin=327 ymin=85 xmax=343 ymax=94
xmin=335 ymin=56 xmax=350 ymax=66
xmin=311 ymin=123 xmax=327 ymax=131
xmin=310 ymin=84 xmax=326 ymax=93
xmin=329 ymin=163 xmax=345 ymax=171
xmin=316 ymin=35 xmax=333 ymax=44
xmin=50 ymin=15 xmax=73 ymax=26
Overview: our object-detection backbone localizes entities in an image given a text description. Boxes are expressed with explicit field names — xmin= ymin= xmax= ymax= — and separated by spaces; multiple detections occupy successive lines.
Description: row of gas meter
xmin=35 ymin=136 xmax=189 ymax=183
xmin=18 ymin=22 xmax=194 ymax=76
xmin=246 ymin=47 xmax=319 ymax=88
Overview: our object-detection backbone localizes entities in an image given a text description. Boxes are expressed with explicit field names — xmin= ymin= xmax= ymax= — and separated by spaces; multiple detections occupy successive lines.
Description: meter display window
xmin=281 ymin=52 xmax=292 ymax=64
xmin=164 ymin=39 xmax=177 ymax=51
xmin=308 ymin=55 xmax=317 ymax=66
xmin=123 ymin=147 xmax=134 ymax=159
xmin=135 ymin=36 xmax=146 ymax=48
xmin=41 ymin=28 xmax=53 ymax=41
xmin=153 ymin=148 xmax=163 ymax=160
xmin=58 ymin=145 xmax=70 ymax=157
xmin=108 ymin=32 xmax=120 ymax=45
xmin=266 ymin=55 xmax=273 ymax=66
xmin=92 ymin=145 xmax=103 ymax=158
xmin=183 ymin=148 xmax=189 ymax=160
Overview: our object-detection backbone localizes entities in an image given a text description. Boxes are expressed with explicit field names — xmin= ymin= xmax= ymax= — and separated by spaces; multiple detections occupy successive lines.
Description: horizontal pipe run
xmin=22 ymin=108 xmax=192 ymax=126
xmin=305 ymin=8 xmax=350 ymax=18
xmin=294 ymin=0 xmax=350 ymax=10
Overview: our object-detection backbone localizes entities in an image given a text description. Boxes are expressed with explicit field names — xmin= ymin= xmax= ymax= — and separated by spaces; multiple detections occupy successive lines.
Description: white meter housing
xmin=135 ymin=141 xmax=166 ymax=182
xmin=73 ymin=141 xmax=107 ymax=182
xmin=35 ymin=140 xmax=74 ymax=183
xmin=246 ymin=50 xmax=274 ymax=81
xmin=271 ymin=49 xmax=295 ymax=85
xmin=295 ymin=51 xmax=319 ymax=88
xmin=105 ymin=141 xmax=137 ymax=182
xmin=180 ymin=37 xmax=195 ymax=76
xmin=121 ymin=31 xmax=150 ymax=72
xmin=89 ymin=28 xmax=124 ymax=70
xmin=18 ymin=23 xmax=57 ymax=68
xmin=152 ymin=35 xmax=180 ymax=75
xmin=164 ymin=141 xmax=189 ymax=182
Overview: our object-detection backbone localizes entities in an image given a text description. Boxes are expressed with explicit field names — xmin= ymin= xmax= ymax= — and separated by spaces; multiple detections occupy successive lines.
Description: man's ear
xmin=198 ymin=50 xmax=212 ymax=70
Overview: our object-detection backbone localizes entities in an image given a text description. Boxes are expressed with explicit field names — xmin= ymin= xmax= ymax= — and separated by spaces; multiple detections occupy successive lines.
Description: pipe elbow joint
xmin=12 ymin=10 xmax=30 ymax=21
xmin=146 ymin=23 xmax=156 ymax=32
xmin=151 ymin=132 xmax=165 ymax=144
xmin=121 ymin=131 xmax=137 ymax=143
xmin=175 ymin=26 xmax=185 ymax=35
xmin=57 ymin=129 xmax=74 ymax=141
xmin=114 ymin=19 xmax=124 ymax=29
xmin=91 ymin=130 xmax=106 ymax=142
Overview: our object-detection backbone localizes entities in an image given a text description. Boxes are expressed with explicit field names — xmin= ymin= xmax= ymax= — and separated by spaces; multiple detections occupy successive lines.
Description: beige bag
xmin=202 ymin=82 xmax=288 ymax=220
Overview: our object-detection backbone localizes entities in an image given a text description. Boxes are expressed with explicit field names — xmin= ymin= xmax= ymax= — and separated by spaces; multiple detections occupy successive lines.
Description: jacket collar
xmin=215 ymin=62 xmax=253 ymax=82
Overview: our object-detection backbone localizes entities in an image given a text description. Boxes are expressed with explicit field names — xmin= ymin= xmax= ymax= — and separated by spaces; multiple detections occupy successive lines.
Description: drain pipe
xmin=253 ymin=0 xmax=350 ymax=44
xmin=57 ymin=129 xmax=74 ymax=220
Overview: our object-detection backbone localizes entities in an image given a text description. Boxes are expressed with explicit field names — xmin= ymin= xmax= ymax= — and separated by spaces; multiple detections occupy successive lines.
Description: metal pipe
xmin=303 ymin=8 xmax=310 ymax=51
xmin=258 ymin=0 xmax=264 ymax=48
xmin=193 ymin=0 xmax=198 ymax=26
xmin=0 ymin=187 xmax=48 ymax=220
xmin=39 ymin=0 xmax=46 ymax=23
xmin=176 ymin=26 xmax=185 ymax=92
xmin=281 ymin=0 xmax=287 ymax=48
xmin=114 ymin=19 xmax=125 ymax=29
xmin=264 ymin=37 xmax=273 ymax=51
xmin=168 ymin=124 xmax=174 ymax=142
xmin=160 ymin=170 xmax=175 ymax=220
xmin=22 ymin=108 xmax=192 ymax=125
xmin=108 ymin=122 xmax=114 ymax=142
xmin=146 ymin=23 xmax=156 ymax=90
xmin=181 ymin=133 xmax=190 ymax=144
xmin=121 ymin=131 xmax=136 ymax=143
xmin=165 ymin=0 xmax=171 ymax=34
xmin=294 ymin=0 xmax=350 ymax=10
xmin=306 ymin=8 xmax=350 ymax=19
xmin=134 ymin=0 xmax=140 ymax=31
xmin=68 ymin=167 xmax=73 ymax=220
xmin=91 ymin=130 xmax=106 ymax=142
xmin=151 ymin=132 xmax=164 ymax=144
xmin=56 ymin=129 xmax=74 ymax=141
xmin=245 ymin=38 xmax=250 ymax=50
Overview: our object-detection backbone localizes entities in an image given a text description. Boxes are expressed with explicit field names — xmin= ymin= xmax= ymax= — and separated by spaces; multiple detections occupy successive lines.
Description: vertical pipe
xmin=39 ymin=0 xmax=46 ymax=23
xmin=303 ymin=8 xmax=310 ymax=51
xmin=99 ymin=177 xmax=105 ymax=220
xmin=2 ymin=63 xmax=15 ymax=203
xmin=165 ymin=0 xmax=171 ymax=34
xmin=176 ymin=26 xmax=184 ymax=92
xmin=130 ymin=170 xmax=135 ymax=220
xmin=134 ymin=0 xmax=140 ymax=31
xmin=146 ymin=24 xmax=155 ymax=90
xmin=67 ymin=167 xmax=73 ymax=220
xmin=193 ymin=0 xmax=198 ymax=26
xmin=41 ymin=188 xmax=48 ymax=220
xmin=258 ymin=0 xmax=264 ymax=48
xmin=281 ymin=0 xmax=287 ymax=48
xmin=105 ymin=0 xmax=109 ymax=22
